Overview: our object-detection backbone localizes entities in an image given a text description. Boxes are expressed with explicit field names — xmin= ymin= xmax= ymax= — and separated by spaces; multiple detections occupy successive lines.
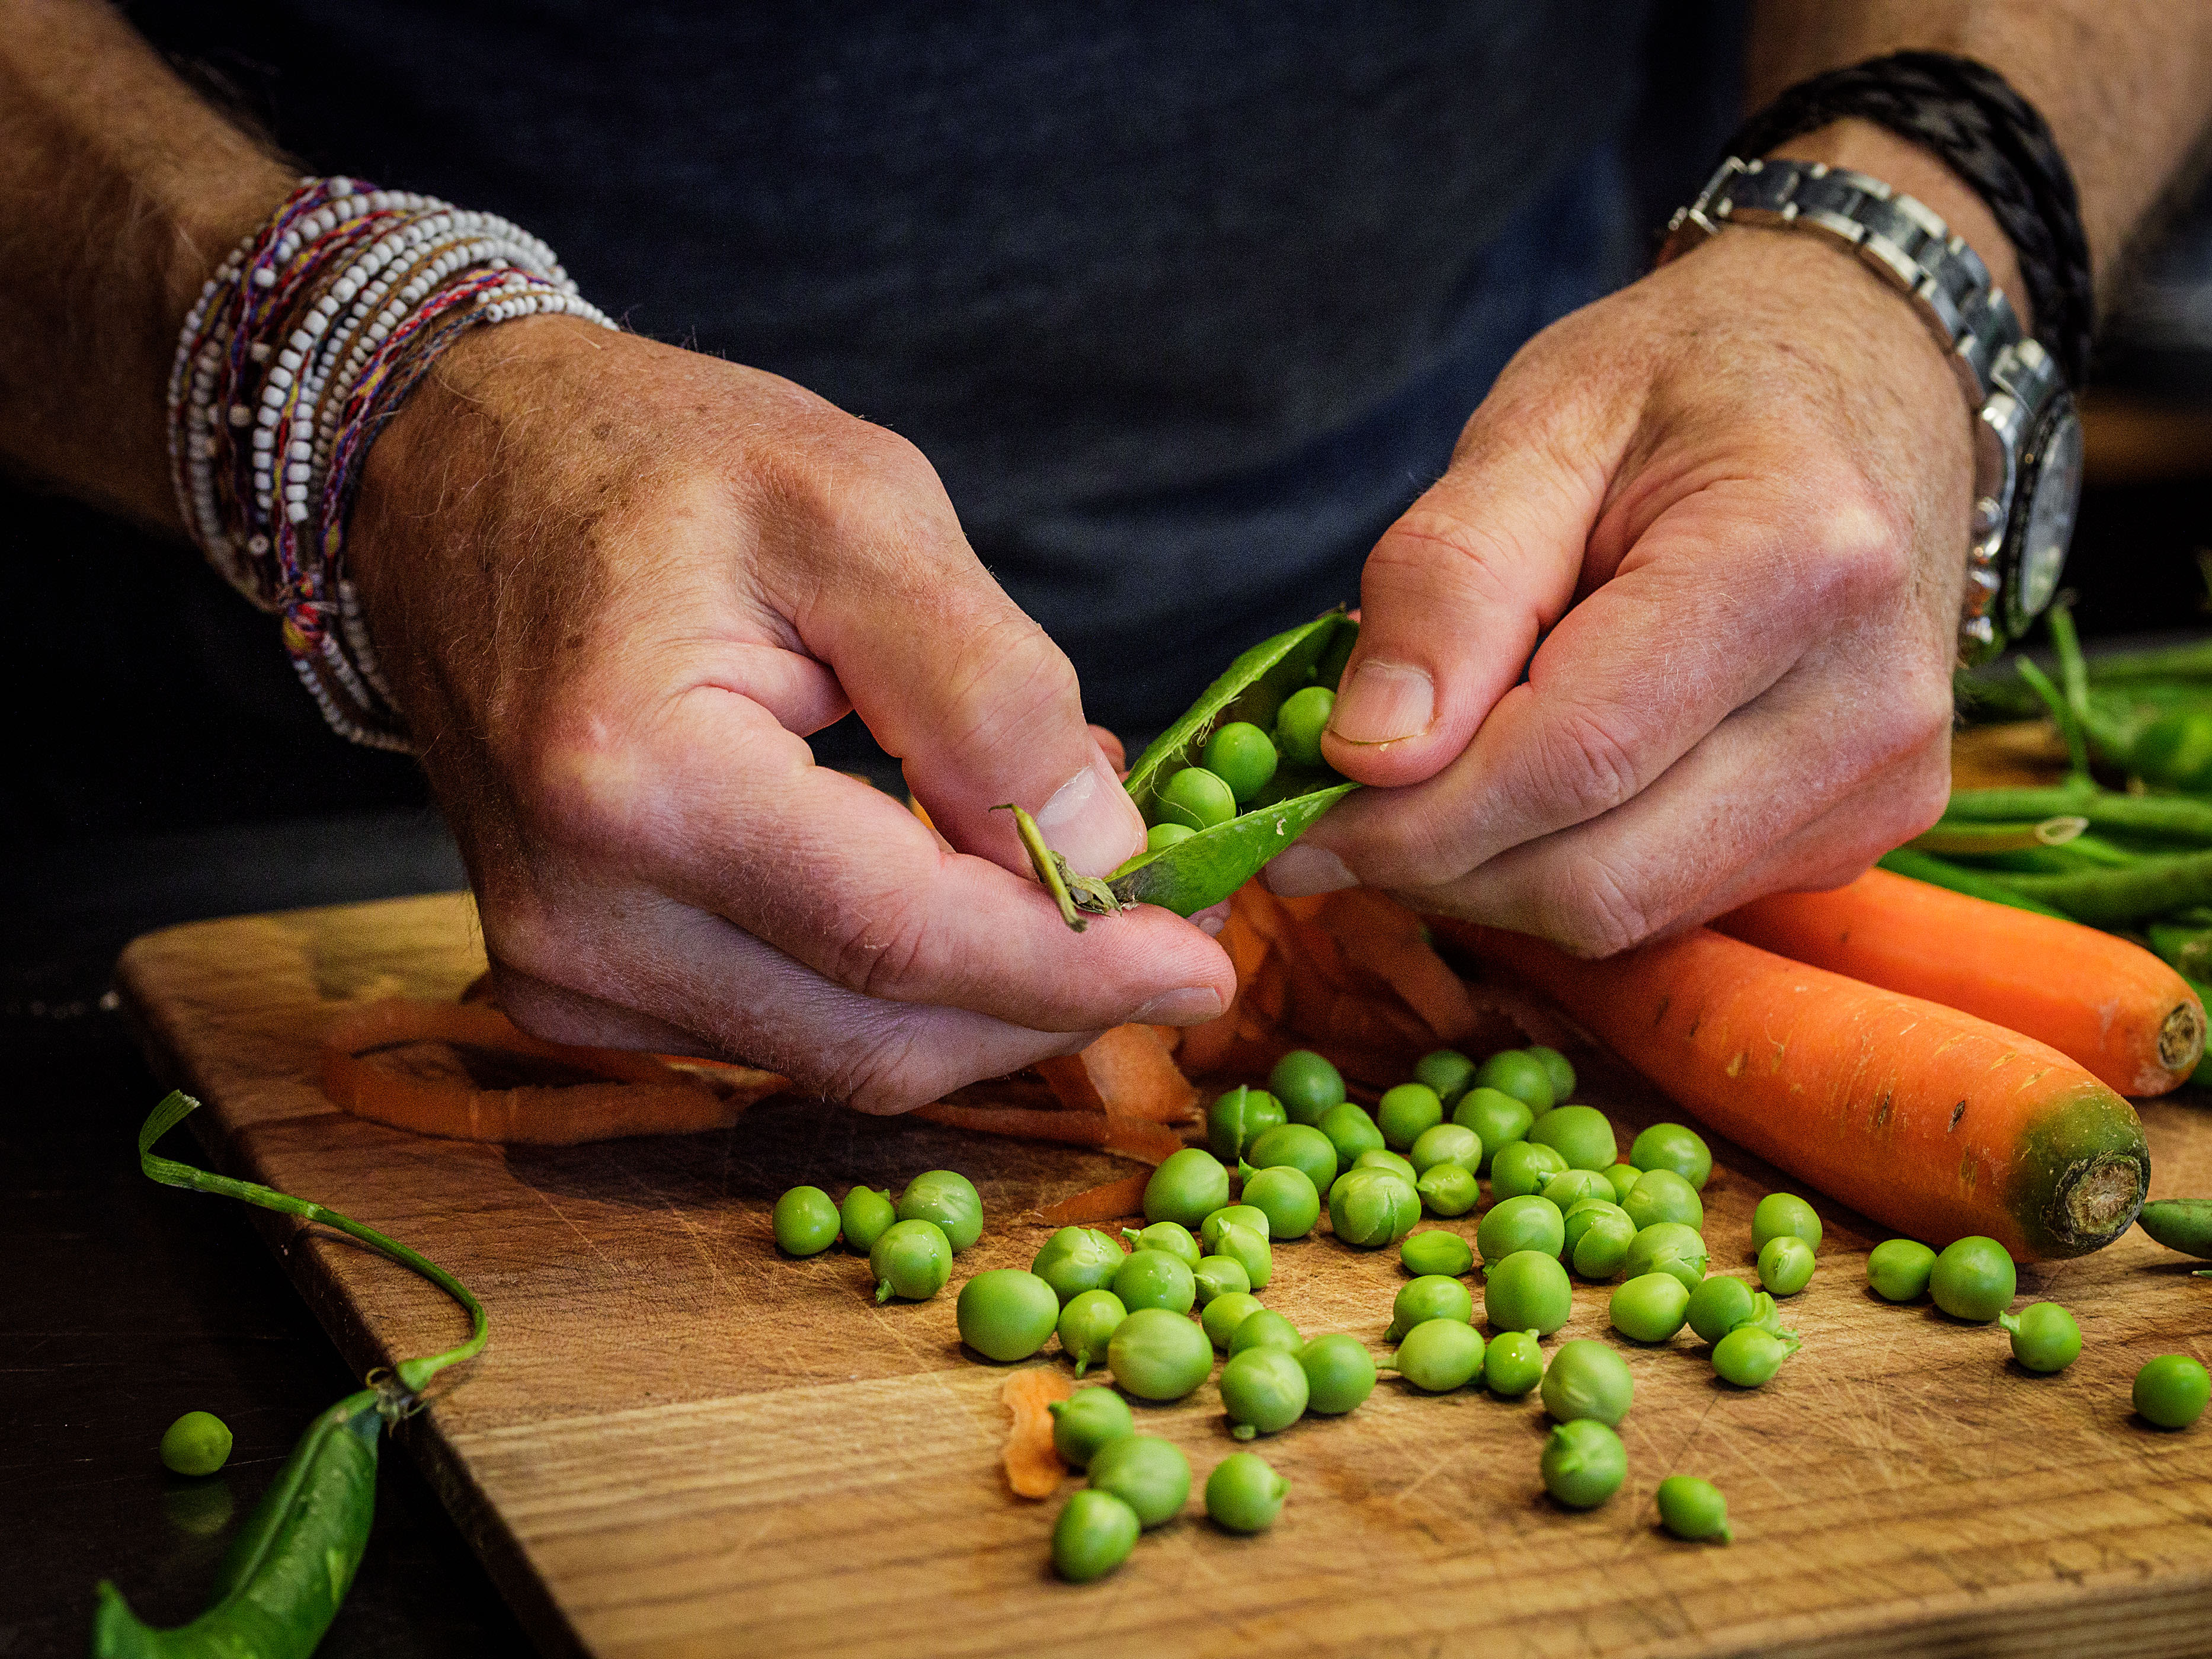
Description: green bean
xmin=1875 ymin=848 xmax=2075 ymax=919
xmin=1996 ymin=848 xmax=2212 ymax=926
xmin=1946 ymin=786 xmax=2212 ymax=842
xmin=2137 ymin=1199 xmax=2212 ymax=1260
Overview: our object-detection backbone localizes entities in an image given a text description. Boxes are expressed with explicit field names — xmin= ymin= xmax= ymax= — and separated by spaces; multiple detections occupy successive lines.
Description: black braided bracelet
xmin=1722 ymin=51 xmax=2093 ymax=387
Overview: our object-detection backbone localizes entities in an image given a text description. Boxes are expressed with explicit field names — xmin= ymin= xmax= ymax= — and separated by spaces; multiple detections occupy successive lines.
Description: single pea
xmin=1376 ymin=1082 xmax=1445 ymax=1151
xmin=1206 ymin=1450 xmax=1289 ymax=1532
xmin=1477 ymin=1194 xmax=1566 ymax=1264
xmin=870 ymin=1219 xmax=953 ymax=1302
xmin=1246 ymin=1123 xmax=1339 ymax=1194
xmin=1240 ymin=1164 xmax=1321 ymax=1241
xmin=1743 ymin=1290 xmax=1789 ymax=1335
xmin=1213 ymin=1221 xmax=1273 ymax=1291
xmin=1051 ymin=1488 xmax=1142 ymax=1582
xmin=1193 ymin=1256 xmax=1251 ymax=1305
xmin=956 ymin=1269 xmax=1061 ymax=1362
xmin=1086 ymin=1433 xmax=1193 ymax=1527
xmin=1202 ymin=1290 xmax=1265 ymax=1352
xmin=1711 ymin=1324 xmax=1801 ymax=1388
xmin=1475 ymin=1049 xmax=1556 ymax=1115
xmin=772 ymin=1185 xmax=841 ymax=1256
xmin=1454 ymin=1088 xmax=1534 ymax=1170
xmin=1030 ymin=1226 xmax=1126 ymax=1305
xmin=1388 ymin=1318 xmax=1486 ymax=1392
xmin=1628 ymin=1122 xmax=1712 ymax=1189
xmin=1750 ymin=1193 xmax=1822 ymax=1254
xmin=1622 ymin=1222 xmax=1708 ymax=1292
xmin=1561 ymin=1199 xmax=1637 ymax=1280
xmin=1610 ymin=1272 xmax=1692 ymax=1344
xmin=1600 ymin=1164 xmax=1643 ymax=1206
xmin=838 ymin=1186 xmax=897 ymax=1254
xmin=1268 ymin=1049 xmax=1346 ymax=1125
xmin=1488 ymin=1139 xmax=1569 ymax=1200
xmin=1145 ymin=820 xmax=1197 ymax=855
xmin=1541 ymin=1168 xmax=1614 ymax=1211
xmin=1221 ymin=1347 xmax=1311 ymax=1439
xmin=1058 ymin=1289 xmax=1129 ymax=1378
xmin=1929 ymin=1235 xmax=2016 ymax=1322
xmin=1528 ymin=1104 xmax=1617 ymax=1173
xmin=897 ymin=1170 xmax=984 ymax=1253
xmin=1202 ymin=720 xmax=1281 ymax=803
xmin=1867 ymin=1238 xmax=1938 ymax=1303
xmin=1414 ymin=1047 xmax=1478 ymax=1104
xmin=1410 ymin=1122 xmax=1481 ymax=1177
xmin=2000 ymin=1302 xmax=2083 ymax=1373
xmin=1757 ymin=1235 xmax=1816 ymax=1298
xmin=1154 ymin=764 xmax=1238 ymax=831
xmin=1621 ymin=1168 xmax=1704 ymax=1232
xmin=1541 ymin=1418 xmax=1627 ymax=1510
xmin=1416 ymin=1163 xmax=1479 ymax=1217
xmin=1656 ymin=1475 xmax=1732 ymax=1543
xmin=1484 ymin=1329 xmax=1545 ymax=1397
xmin=159 ymin=1411 xmax=232 ymax=1477
xmin=1327 ymin=1165 xmax=1420 ymax=1248
xmin=1683 ymin=1274 xmax=1758 ymax=1345
xmin=1144 ymin=1146 xmax=1231 ymax=1229
xmin=1354 ymin=1148 xmax=1418 ymax=1183
xmin=1541 ymin=1338 xmax=1634 ymax=1425
xmin=1298 ymin=1333 xmax=1378 ymax=1414
xmin=1207 ymin=1085 xmax=1286 ymax=1162
xmin=1274 ymin=684 xmax=1336 ymax=766
xmin=1048 ymin=1385 xmax=1135 ymax=1467
xmin=1525 ymin=1045 xmax=1576 ymax=1101
xmin=1122 ymin=1221 xmax=1201 ymax=1269
xmin=1228 ymin=1308 xmax=1304 ymax=1357
xmin=1112 ymin=1248 xmax=1197 ymax=1316
xmin=1106 ymin=1308 xmax=1214 ymax=1402
xmin=1200 ymin=1204 xmax=1272 ymax=1253
xmin=1483 ymin=1250 xmax=1574 ymax=1336
xmin=2134 ymin=1354 xmax=2211 ymax=1429
xmin=1389 ymin=1274 xmax=1475 ymax=1341
xmin=1400 ymin=1229 xmax=1475 ymax=1278
xmin=1317 ymin=1101 xmax=1385 ymax=1170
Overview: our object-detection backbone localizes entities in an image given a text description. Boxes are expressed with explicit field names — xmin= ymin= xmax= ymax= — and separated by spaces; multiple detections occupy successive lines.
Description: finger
xmin=1090 ymin=725 xmax=1127 ymax=774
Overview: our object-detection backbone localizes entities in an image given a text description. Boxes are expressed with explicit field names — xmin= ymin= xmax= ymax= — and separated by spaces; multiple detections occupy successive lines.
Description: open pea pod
xmin=1005 ymin=610 xmax=1361 ymax=930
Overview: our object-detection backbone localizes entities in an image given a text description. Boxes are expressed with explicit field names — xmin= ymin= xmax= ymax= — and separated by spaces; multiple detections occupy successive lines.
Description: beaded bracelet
xmin=166 ymin=177 xmax=617 ymax=750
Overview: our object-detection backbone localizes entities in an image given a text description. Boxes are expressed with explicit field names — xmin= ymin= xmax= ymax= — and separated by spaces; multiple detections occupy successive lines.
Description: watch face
xmin=2007 ymin=400 xmax=2083 ymax=631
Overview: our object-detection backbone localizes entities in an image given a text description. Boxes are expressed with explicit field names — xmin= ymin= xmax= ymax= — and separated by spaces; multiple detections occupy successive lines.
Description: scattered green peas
xmin=1328 ymin=1165 xmax=1420 ymax=1248
xmin=1656 ymin=1475 xmax=1731 ymax=1543
xmin=870 ymin=1219 xmax=953 ymax=1302
xmin=1525 ymin=1045 xmax=1576 ymax=1100
xmin=159 ymin=1411 xmax=232 ymax=1477
xmin=2134 ymin=1354 xmax=2211 ymax=1429
xmin=772 ymin=1185 xmax=841 ymax=1256
xmin=1528 ymin=1104 xmax=1616 ymax=1171
xmin=1030 ymin=1226 xmax=1125 ymax=1304
xmin=1202 ymin=720 xmax=1280 ymax=803
xmin=1454 ymin=1088 xmax=1534 ymax=1169
xmin=1483 ymin=1330 xmax=1544 ymax=1398
xmin=1629 ymin=1123 xmax=1713 ymax=1189
xmin=1475 ymin=1049 xmax=1556 ymax=1114
xmin=1414 ymin=1047 xmax=1478 ymax=1104
xmin=1112 ymin=1248 xmax=1197 ymax=1315
xmin=1601 ymin=1164 xmax=1643 ymax=1205
xmin=1268 ymin=1049 xmax=1345 ymax=1125
xmin=1541 ymin=1338 xmax=1634 ymax=1425
xmin=1561 ymin=1199 xmax=1637 ymax=1280
xmin=1317 ymin=1101 xmax=1385 ymax=1169
xmin=1488 ymin=1139 xmax=1568 ymax=1200
xmin=1240 ymin=1164 xmax=1321 ymax=1241
xmin=1144 ymin=1147 xmax=1231 ymax=1228
xmin=1228 ymin=1308 xmax=1304 ymax=1357
xmin=1298 ymin=1334 xmax=1378 ymax=1414
xmin=1477 ymin=1194 xmax=1566 ymax=1263
xmin=1750 ymin=1193 xmax=1822 ymax=1255
xmin=1048 ymin=1385 xmax=1134 ymax=1467
xmin=1389 ymin=1274 xmax=1474 ymax=1340
xmin=1086 ymin=1433 xmax=1192 ymax=1527
xmin=2000 ymin=1303 xmax=2082 ymax=1373
xmin=1416 ymin=1163 xmax=1478 ymax=1217
xmin=838 ymin=1187 xmax=896 ymax=1254
xmin=1207 ymin=1085 xmax=1286 ymax=1162
xmin=1273 ymin=685 xmax=1336 ymax=766
xmin=1221 ymin=1347 xmax=1310 ymax=1439
xmin=1193 ymin=1256 xmax=1251 ymax=1305
xmin=897 ymin=1170 xmax=983 ymax=1252
xmin=1929 ymin=1235 xmax=2016 ymax=1323
xmin=1052 ymin=1488 xmax=1141 ymax=1581
xmin=1711 ymin=1324 xmax=1800 ymax=1388
xmin=1107 ymin=1308 xmax=1214 ymax=1401
xmin=1542 ymin=1418 xmax=1627 ymax=1510
xmin=1206 ymin=1450 xmax=1289 ymax=1533
xmin=1122 ymin=1221 xmax=1201 ymax=1269
xmin=1155 ymin=764 xmax=1238 ymax=831
xmin=1867 ymin=1238 xmax=1938 ymax=1303
xmin=1388 ymin=1318 xmax=1486 ymax=1392
xmin=1483 ymin=1250 xmax=1573 ymax=1336
xmin=1201 ymin=1205 xmax=1271 ymax=1253
xmin=1757 ymin=1235 xmax=1816 ymax=1298
xmin=1058 ymin=1290 xmax=1128 ymax=1378
xmin=1145 ymin=821 xmax=1196 ymax=854
xmin=1212 ymin=1221 xmax=1273 ymax=1290
xmin=1400 ymin=1229 xmax=1474 ymax=1278
xmin=1203 ymin=1290 xmax=1265 ymax=1351
xmin=1410 ymin=1122 xmax=1481 ymax=1176
xmin=1377 ymin=1082 xmax=1444 ymax=1151
xmin=1622 ymin=1222 xmax=1708 ymax=1292
xmin=1610 ymin=1272 xmax=1692 ymax=1344
xmin=1684 ymin=1274 xmax=1758 ymax=1344
xmin=1246 ymin=1123 xmax=1339 ymax=1194
xmin=1354 ymin=1148 xmax=1417 ymax=1183
xmin=956 ymin=1269 xmax=1061 ymax=1362
xmin=1621 ymin=1168 xmax=1704 ymax=1231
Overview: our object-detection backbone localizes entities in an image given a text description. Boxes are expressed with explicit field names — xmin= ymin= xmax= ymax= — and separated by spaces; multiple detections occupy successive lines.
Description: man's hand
xmin=349 ymin=319 xmax=1233 ymax=1109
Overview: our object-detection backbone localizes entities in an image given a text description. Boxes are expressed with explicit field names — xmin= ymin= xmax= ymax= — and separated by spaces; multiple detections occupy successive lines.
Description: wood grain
xmin=116 ymin=892 xmax=2212 ymax=1659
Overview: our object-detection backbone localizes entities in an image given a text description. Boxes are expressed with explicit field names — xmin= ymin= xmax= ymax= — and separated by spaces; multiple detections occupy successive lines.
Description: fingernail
xmin=1035 ymin=745 xmax=1147 ymax=877
xmin=1330 ymin=660 xmax=1434 ymax=745
xmin=1131 ymin=987 xmax=1225 ymax=1024
xmin=1264 ymin=844 xmax=1357 ymax=896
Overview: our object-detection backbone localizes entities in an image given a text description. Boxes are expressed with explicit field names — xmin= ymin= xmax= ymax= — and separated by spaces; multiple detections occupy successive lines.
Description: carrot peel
xmin=1000 ymin=1368 xmax=1071 ymax=1499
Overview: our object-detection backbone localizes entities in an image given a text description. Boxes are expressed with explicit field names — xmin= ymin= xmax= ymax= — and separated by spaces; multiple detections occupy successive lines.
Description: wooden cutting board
xmin=116 ymin=892 xmax=2212 ymax=1659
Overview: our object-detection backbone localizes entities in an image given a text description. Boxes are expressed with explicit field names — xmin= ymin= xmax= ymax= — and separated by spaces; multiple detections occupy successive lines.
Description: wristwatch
xmin=1659 ymin=156 xmax=2083 ymax=664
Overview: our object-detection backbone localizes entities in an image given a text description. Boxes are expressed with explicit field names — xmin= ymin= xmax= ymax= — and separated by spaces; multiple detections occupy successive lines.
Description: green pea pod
xmin=2138 ymin=1199 xmax=2212 ymax=1260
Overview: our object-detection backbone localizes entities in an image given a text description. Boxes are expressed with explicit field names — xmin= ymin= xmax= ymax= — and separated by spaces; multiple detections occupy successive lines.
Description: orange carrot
xmin=1038 ymin=1171 xmax=1152 ymax=1225
xmin=910 ymin=1102 xmax=1188 ymax=1164
xmin=1433 ymin=919 xmax=2149 ymax=1260
xmin=1035 ymin=1024 xmax=1200 ymax=1123
xmin=1715 ymin=867 xmax=2207 ymax=1097
xmin=1000 ymin=1368 xmax=1072 ymax=1498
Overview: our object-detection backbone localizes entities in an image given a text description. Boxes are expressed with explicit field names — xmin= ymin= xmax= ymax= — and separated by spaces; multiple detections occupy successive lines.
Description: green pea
xmin=1416 ymin=1163 xmax=1478 ymax=1217
xmin=1757 ymin=1235 xmax=1816 ymax=1298
xmin=159 ymin=1411 xmax=232 ymax=1477
xmin=897 ymin=1170 xmax=983 ymax=1252
xmin=1541 ymin=1168 xmax=1613 ymax=1210
xmin=1051 ymin=1488 xmax=1141 ymax=1581
xmin=1867 ymin=1238 xmax=1938 ymax=1303
xmin=1246 ymin=1123 xmax=1339 ymax=1194
xmin=1656 ymin=1475 xmax=1732 ymax=1543
xmin=1298 ymin=1334 xmax=1378 ymax=1414
xmin=1477 ymin=1194 xmax=1566 ymax=1264
xmin=2134 ymin=1354 xmax=2211 ymax=1429
xmin=1484 ymin=1329 xmax=1544 ymax=1397
xmin=1525 ymin=1045 xmax=1576 ymax=1101
xmin=1376 ymin=1082 xmax=1444 ymax=1151
xmin=1273 ymin=684 xmax=1336 ymax=766
xmin=1400 ymin=1229 xmax=1475 ymax=1278
xmin=1929 ymin=1235 xmax=2016 ymax=1322
xmin=1220 ymin=1347 xmax=1310 ymax=1439
xmin=1202 ymin=1290 xmax=1265 ymax=1352
xmin=1318 ymin=1100 xmax=1385 ymax=1169
xmin=1048 ymin=1385 xmax=1135 ymax=1469
xmin=1154 ymin=764 xmax=1238 ymax=831
xmin=1239 ymin=1164 xmax=1321 ymax=1241
xmin=1610 ymin=1272 xmax=1692 ymax=1344
xmin=2000 ymin=1302 xmax=2082 ymax=1373
xmin=1743 ymin=1290 xmax=1790 ymax=1336
xmin=1122 ymin=1220 xmax=1201 ymax=1269
xmin=1389 ymin=1274 xmax=1475 ymax=1341
xmin=1561 ymin=1199 xmax=1636 ymax=1280
xmin=1206 ymin=1450 xmax=1289 ymax=1532
xmin=1410 ymin=1122 xmax=1481 ymax=1176
xmin=1541 ymin=1418 xmax=1627 ymax=1510
xmin=870 ymin=1219 xmax=953 ymax=1302
xmin=772 ymin=1185 xmax=841 ymax=1256
xmin=1228 ymin=1308 xmax=1303 ymax=1357
xmin=1600 ymin=1164 xmax=1643 ymax=1205
xmin=1387 ymin=1318 xmax=1486 ymax=1392
xmin=1112 ymin=1248 xmax=1197 ymax=1315
xmin=1528 ymin=1104 xmax=1616 ymax=1172
xmin=1213 ymin=1221 xmax=1273 ymax=1290
xmin=1207 ymin=1085 xmax=1286 ymax=1162
xmin=1628 ymin=1122 xmax=1712 ymax=1189
xmin=1711 ymin=1324 xmax=1800 ymax=1388
xmin=1200 ymin=1204 xmax=1271 ymax=1253
xmin=1106 ymin=1308 xmax=1214 ymax=1402
xmin=956 ymin=1269 xmax=1061 ymax=1362
xmin=1683 ymin=1274 xmax=1758 ymax=1344
xmin=1483 ymin=1250 xmax=1573 ymax=1335
xmin=1622 ymin=1222 xmax=1708 ymax=1292
xmin=1453 ymin=1088 xmax=1534 ymax=1170
xmin=1488 ymin=1139 xmax=1568 ymax=1200
xmin=1541 ymin=1338 xmax=1634 ymax=1425
xmin=1202 ymin=720 xmax=1281 ymax=803
xmin=1031 ymin=1226 xmax=1126 ymax=1305
xmin=2137 ymin=1198 xmax=2212 ymax=1260
xmin=1354 ymin=1148 xmax=1418 ymax=1183
xmin=1327 ymin=1165 xmax=1420 ymax=1247
xmin=1750 ymin=1193 xmax=1822 ymax=1254
xmin=1475 ymin=1049 xmax=1555 ymax=1114
xmin=1193 ymin=1256 xmax=1251 ymax=1305
xmin=1414 ymin=1047 xmax=1478 ymax=1104
xmin=1058 ymin=1289 xmax=1129 ymax=1378
xmin=1144 ymin=1146 xmax=1231 ymax=1228
xmin=1086 ymin=1433 xmax=1193 ymax=1527
xmin=838 ymin=1186 xmax=896 ymax=1254
xmin=1267 ymin=1049 xmax=1346 ymax=1125
xmin=1621 ymin=1167 xmax=1704 ymax=1231
xmin=1145 ymin=821 xmax=1197 ymax=855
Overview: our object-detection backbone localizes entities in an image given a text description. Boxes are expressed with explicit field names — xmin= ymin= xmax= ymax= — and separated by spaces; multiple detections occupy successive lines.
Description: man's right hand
xmin=348 ymin=318 xmax=1234 ymax=1112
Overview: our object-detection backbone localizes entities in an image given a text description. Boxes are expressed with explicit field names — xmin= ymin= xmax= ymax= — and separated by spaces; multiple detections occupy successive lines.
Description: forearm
xmin=0 ymin=0 xmax=293 ymax=526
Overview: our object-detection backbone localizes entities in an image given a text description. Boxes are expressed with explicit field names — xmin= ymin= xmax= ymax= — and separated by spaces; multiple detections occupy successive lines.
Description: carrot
xmin=1034 ymin=1024 xmax=1200 ymax=1123
xmin=1716 ymin=868 xmax=2207 ymax=1097
xmin=1000 ymin=1368 xmax=1071 ymax=1499
xmin=1432 ymin=918 xmax=2149 ymax=1260
xmin=1038 ymin=1171 xmax=1152 ymax=1225
xmin=909 ymin=1102 xmax=1188 ymax=1164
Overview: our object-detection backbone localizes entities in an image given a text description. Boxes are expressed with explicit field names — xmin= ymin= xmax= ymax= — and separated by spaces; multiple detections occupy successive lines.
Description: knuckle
xmin=818 ymin=1017 xmax=939 ymax=1115
xmin=1543 ymin=854 xmax=1657 ymax=959
xmin=818 ymin=886 xmax=942 ymax=1003
xmin=1809 ymin=485 xmax=1913 ymax=602
xmin=1531 ymin=702 xmax=1649 ymax=822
